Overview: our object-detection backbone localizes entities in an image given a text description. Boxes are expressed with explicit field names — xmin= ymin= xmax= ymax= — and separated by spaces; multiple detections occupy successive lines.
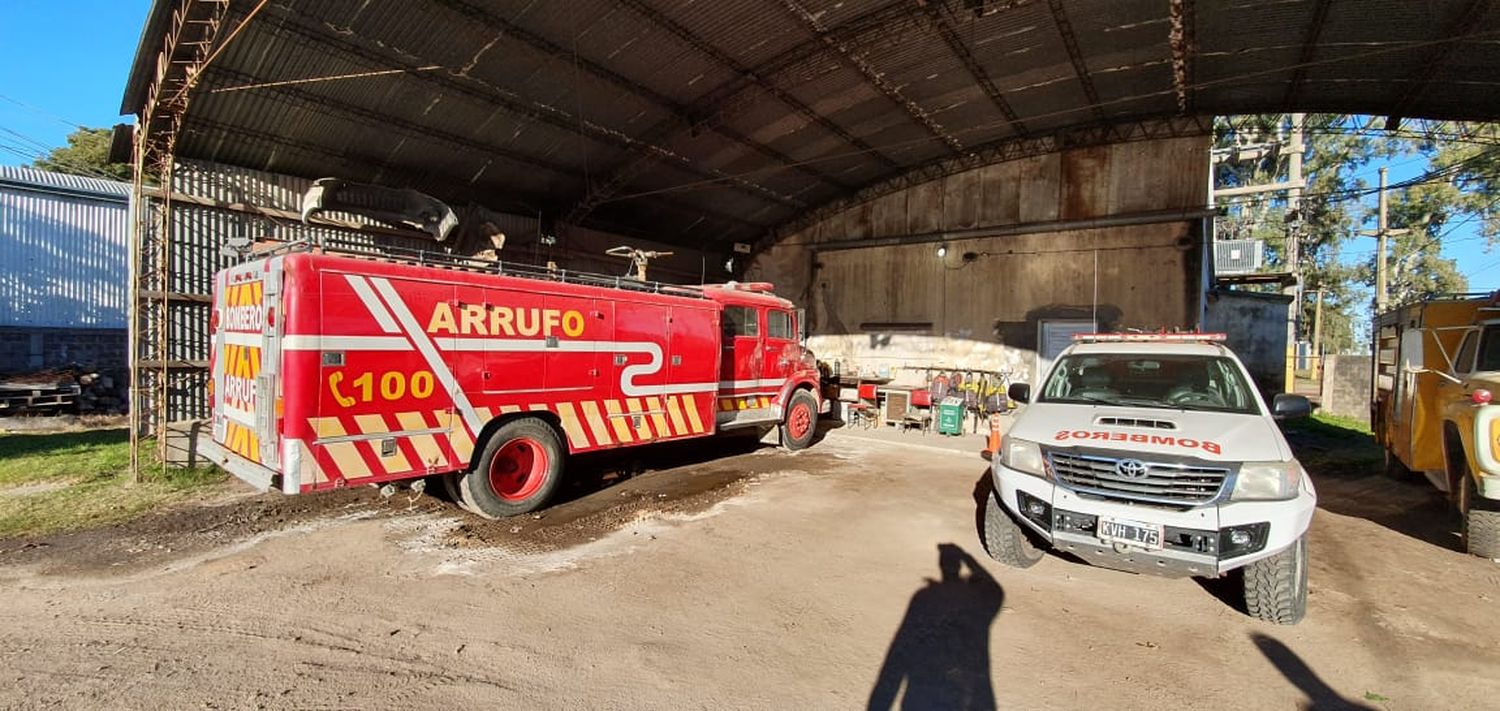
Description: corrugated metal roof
xmin=0 ymin=165 xmax=131 ymax=202
xmin=122 ymin=0 xmax=1500 ymax=247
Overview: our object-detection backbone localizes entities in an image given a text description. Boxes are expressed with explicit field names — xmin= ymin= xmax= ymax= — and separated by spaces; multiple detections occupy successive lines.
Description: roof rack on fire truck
xmin=1072 ymin=332 xmax=1228 ymax=343
xmin=250 ymin=236 xmax=709 ymax=300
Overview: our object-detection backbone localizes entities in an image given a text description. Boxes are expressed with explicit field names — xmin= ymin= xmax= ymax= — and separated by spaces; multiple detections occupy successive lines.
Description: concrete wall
xmin=1202 ymin=289 xmax=1290 ymax=397
xmin=747 ymin=135 xmax=1210 ymax=386
xmin=1320 ymin=355 xmax=1372 ymax=424
xmin=0 ymin=326 xmax=127 ymax=374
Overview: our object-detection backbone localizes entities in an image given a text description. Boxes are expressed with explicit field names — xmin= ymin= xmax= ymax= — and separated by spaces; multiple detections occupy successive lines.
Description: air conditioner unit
xmin=1214 ymin=239 xmax=1264 ymax=275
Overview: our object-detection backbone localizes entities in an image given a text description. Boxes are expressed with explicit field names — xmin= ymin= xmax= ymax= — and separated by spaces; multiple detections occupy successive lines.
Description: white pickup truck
xmin=984 ymin=333 xmax=1317 ymax=624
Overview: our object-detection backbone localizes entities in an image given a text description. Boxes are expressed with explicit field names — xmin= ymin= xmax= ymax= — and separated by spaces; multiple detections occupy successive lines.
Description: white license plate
xmin=1097 ymin=517 xmax=1164 ymax=550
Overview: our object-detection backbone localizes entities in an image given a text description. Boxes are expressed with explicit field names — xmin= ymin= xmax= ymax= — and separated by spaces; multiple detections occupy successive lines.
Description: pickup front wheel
xmin=982 ymin=490 xmax=1044 ymax=568
xmin=1244 ymin=534 xmax=1309 ymax=625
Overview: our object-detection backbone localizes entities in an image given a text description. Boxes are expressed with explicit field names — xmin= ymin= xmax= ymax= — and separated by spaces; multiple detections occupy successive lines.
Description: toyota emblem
xmin=1115 ymin=459 xmax=1149 ymax=479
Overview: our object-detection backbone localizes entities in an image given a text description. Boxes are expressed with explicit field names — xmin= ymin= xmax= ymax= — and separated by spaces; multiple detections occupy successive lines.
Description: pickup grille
xmin=1048 ymin=451 xmax=1231 ymax=508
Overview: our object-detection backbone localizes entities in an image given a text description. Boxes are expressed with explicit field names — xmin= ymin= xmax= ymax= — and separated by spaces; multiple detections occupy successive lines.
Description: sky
xmin=0 ymin=1 xmax=1494 ymax=290
xmin=0 ymin=2 xmax=149 ymax=166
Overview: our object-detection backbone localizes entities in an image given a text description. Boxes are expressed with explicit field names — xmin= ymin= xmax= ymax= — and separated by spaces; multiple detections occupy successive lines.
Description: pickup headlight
xmin=1231 ymin=460 xmax=1302 ymax=501
xmin=1001 ymin=437 xmax=1048 ymax=478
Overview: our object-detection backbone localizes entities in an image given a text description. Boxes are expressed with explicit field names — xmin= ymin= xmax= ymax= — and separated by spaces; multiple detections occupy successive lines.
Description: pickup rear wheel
xmin=781 ymin=390 xmax=818 ymax=451
xmin=1460 ymin=473 xmax=1500 ymax=559
xmin=1243 ymin=534 xmax=1309 ymax=625
xmin=458 ymin=418 xmax=564 ymax=518
xmin=982 ymin=490 xmax=1044 ymax=568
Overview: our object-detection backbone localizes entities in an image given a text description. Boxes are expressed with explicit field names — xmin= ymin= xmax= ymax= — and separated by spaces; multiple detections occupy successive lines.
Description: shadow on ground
xmin=1282 ymin=417 xmax=1458 ymax=552
xmin=1252 ymin=633 xmax=1376 ymax=710
xmin=869 ymin=543 xmax=1003 ymax=711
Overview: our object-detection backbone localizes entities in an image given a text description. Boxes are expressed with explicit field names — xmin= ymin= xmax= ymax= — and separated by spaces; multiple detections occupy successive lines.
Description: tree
xmin=1213 ymin=115 xmax=1484 ymax=354
xmin=32 ymin=127 xmax=132 ymax=182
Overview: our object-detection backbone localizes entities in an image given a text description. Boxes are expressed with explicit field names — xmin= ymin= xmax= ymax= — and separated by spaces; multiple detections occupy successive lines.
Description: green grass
xmin=0 ymin=428 xmax=227 ymax=539
xmin=1282 ymin=412 xmax=1384 ymax=475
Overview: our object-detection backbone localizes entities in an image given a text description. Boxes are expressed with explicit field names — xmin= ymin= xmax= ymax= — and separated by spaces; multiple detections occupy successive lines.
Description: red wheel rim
xmin=488 ymin=437 xmax=548 ymax=502
xmin=788 ymin=402 xmax=812 ymax=440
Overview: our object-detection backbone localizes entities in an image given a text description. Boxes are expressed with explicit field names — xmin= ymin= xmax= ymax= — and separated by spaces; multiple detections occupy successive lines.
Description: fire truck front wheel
xmin=781 ymin=390 xmax=818 ymax=451
xmin=459 ymin=418 xmax=565 ymax=518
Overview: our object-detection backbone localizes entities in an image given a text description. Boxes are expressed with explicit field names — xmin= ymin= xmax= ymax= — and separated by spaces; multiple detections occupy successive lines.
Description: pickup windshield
xmin=1039 ymin=353 xmax=1260 ymax=415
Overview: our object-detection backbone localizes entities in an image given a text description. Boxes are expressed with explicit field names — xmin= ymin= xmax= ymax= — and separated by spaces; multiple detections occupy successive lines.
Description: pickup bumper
xmin=993 ymin=460 xmax=1316 ymax=578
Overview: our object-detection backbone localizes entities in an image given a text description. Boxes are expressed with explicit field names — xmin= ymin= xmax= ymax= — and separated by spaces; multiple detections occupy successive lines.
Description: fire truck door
xmin=761 ymin=308 xmax=799 ymax=402
xmin=717 ymin=305 xmax=776 ymax=427
xmin=667 ymin=303 xmax=719 ymax=438
xmin=477 ymin=285 xmax=548 ymax=395
xmin=611 ymin=299 xmax=672 ymax=442
xmin=315 ymin=274 xmax=456 ymax=485
xmin=211 ymin=260 xmax=283 ymax=470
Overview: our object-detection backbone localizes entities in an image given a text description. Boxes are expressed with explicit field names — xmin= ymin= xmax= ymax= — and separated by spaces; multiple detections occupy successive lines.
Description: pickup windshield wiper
xmin=1068 ymin=394 xmax=1131 ymax=407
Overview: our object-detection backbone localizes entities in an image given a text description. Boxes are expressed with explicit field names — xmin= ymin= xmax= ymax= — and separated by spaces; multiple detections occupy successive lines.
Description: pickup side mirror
xmin=1272 ymin=393 xmax=1312 ymax=421
xmin=1008 ymin=382 xmax=1031 ymax=405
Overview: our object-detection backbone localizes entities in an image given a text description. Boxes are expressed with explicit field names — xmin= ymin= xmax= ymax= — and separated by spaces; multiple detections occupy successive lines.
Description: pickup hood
xmin=1007 ymin=403 xmax=1290 ymax=463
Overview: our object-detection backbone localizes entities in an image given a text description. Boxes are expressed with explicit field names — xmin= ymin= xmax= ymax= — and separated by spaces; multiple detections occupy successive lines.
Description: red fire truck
xmin=200 ymin=248 xmax=822 ymax=518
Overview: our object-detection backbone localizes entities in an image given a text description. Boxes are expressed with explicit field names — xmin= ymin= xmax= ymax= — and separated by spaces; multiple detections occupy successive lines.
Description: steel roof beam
xmin=561 ymin=0 xmax=908 ymax=226
xmin=1045 ymin=0 xmax=1105 ymax=122
xmin=1281 ymin=0 xmax=1331 ymax=110
xmin=246 ymin=5 xmax=804 ymax=212
xmin=431 ymin=0 xmax=851 ymax=193
xmin=611 ymin=0 xmax=901 ymax=170
xmin=778 ymin=0 xmax=965 ymax=154
xmin=1168 ymin=0 xmax=1195 ymax=115
xmin=918 ymin=0 xmax=1027 ymax=135
xmin=1385 ymin=0 xmax=1493 ymax=129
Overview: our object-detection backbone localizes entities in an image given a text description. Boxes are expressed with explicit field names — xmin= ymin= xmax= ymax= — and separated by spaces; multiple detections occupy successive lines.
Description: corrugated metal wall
xmin=0 ymin=166 xmax=130 ymax=329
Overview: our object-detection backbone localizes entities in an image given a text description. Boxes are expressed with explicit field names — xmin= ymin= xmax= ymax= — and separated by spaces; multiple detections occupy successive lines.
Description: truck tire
xmin=982 ymin=490 xmax=1044 ymax=568
xmin=442 ymin=473 xmax=475 ymax=514
xmin=780 ymin=390 xmax=818 ymax=451
xmin=458 ymin=418 xmax=565 ymax=518
xmin=1460 ymin=473 xmax=1500 ymax=559
xmin=1244 ymin=534 xmax=1309 ymax=625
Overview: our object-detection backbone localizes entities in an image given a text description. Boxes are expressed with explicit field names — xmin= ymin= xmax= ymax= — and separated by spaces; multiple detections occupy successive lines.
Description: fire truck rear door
xmin=210 ymin=259 xmax=284 ymax=476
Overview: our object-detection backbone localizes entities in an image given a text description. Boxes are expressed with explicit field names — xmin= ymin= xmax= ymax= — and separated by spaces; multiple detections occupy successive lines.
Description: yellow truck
xmin=1372 ymin=292 xmax=1500 ymax=559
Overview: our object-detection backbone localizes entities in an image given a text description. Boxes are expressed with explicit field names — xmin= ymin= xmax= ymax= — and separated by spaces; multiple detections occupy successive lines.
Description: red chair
xmin=903 ymin=389 xmax=933 ymax=433
xmin=846 ymin=382 xmax=880 ymax=428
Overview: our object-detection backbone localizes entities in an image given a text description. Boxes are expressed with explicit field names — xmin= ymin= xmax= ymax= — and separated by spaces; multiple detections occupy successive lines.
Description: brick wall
xmin=0 ymin=326 xmax=128 ymax=374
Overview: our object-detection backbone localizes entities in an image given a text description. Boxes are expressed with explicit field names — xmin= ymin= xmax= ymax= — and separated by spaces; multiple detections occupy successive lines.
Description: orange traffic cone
xmin=987 ymin=413 xmax=1002 ymax=456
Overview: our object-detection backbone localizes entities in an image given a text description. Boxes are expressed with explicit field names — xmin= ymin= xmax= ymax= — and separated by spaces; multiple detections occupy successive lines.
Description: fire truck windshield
xmin=1039 ymin=354 xmax=1259 ymax=415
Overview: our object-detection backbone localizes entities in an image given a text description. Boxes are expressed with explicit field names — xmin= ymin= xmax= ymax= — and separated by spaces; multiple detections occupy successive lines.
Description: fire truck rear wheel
xmin=458 ymin=418 xmax=565 ymax=519
xmin=781 ymin=390 xmax=818 ymax=451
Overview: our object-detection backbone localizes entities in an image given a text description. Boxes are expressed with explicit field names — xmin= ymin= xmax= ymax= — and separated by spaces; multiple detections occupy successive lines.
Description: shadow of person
xmin=868 ymin=543 xmax=1004 ymax=711
xmin=1251 ymin=634 xmax=1375 ymax=710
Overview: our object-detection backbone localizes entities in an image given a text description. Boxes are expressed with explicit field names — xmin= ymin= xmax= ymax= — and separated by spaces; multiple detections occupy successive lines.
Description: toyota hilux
xmin=984 ymin=333 xmax=1317 ymax=624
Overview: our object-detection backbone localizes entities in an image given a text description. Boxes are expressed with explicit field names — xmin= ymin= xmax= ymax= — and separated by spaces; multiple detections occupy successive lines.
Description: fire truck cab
xmin=200 ymin=249 xmax=822 ymax=518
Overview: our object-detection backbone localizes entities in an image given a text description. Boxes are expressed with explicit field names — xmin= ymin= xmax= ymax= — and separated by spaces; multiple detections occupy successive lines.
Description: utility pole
xmin=1358 ymin=167 xmax=1410 ymax=313
xmin=1284 ymin=114 xmax=1305 ymax=391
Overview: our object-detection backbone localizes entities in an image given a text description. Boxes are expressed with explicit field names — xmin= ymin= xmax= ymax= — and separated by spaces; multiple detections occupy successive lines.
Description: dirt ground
xmin=2 ymin=426 xmax=1499 ymax=710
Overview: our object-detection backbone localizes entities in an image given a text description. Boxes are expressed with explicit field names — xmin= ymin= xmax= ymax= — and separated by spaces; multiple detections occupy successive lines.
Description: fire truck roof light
xmin=1072 ymin=332 xmax=1229 ymax=343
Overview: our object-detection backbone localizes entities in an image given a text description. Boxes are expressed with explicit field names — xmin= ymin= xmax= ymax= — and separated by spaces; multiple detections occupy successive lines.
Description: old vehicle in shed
xmin=985 ymin=333 xmax=1317 ymax=624
xmin=1372 ymin=292 xmax=1500 ymax=559
xmin=199 ymin=246 xmax=822 ymax=518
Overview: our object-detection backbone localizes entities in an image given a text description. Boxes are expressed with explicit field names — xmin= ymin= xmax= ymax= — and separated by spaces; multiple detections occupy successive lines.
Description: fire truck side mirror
xmin=796 ymin=308 xmax=807 ymax=343
xmin=1008 ymin=382 xmax=1031 ymax=404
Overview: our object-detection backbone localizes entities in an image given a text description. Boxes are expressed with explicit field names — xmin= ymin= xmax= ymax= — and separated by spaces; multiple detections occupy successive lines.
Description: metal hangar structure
xmin=121 ymin=0 xmax=1500 ymax=457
